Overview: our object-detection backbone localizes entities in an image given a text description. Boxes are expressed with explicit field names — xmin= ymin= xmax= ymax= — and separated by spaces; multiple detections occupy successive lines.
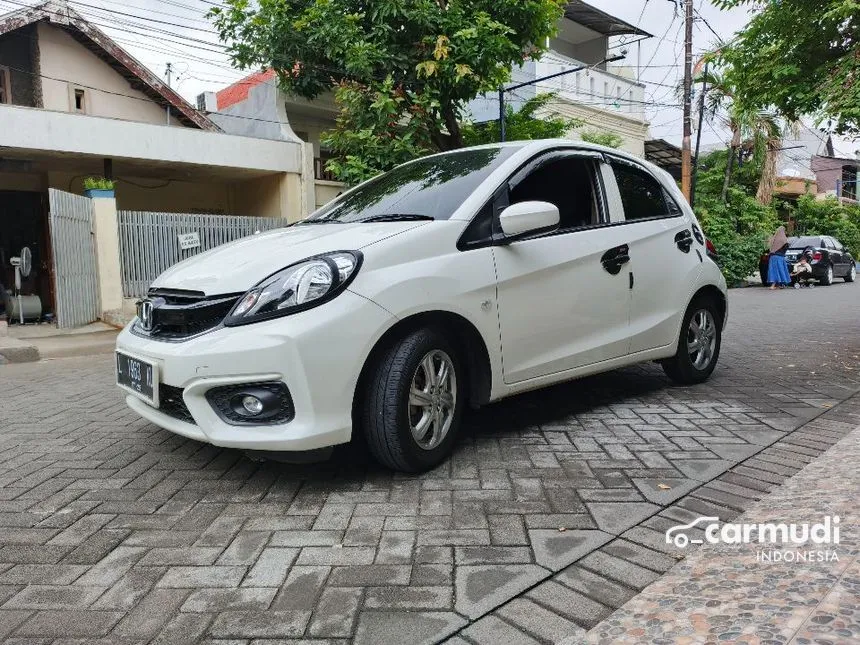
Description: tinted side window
xmin=612 ymin=163 xmax=671 ymax=221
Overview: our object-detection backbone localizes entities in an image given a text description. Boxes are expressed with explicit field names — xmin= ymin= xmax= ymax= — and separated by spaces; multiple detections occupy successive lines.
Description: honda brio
xmin=116 ymin=141 xmax=728 ymax=472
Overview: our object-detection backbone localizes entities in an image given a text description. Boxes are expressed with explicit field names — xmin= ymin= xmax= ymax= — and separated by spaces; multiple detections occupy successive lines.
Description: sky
xmin=0 ymin=0 xmax=854 ymax=154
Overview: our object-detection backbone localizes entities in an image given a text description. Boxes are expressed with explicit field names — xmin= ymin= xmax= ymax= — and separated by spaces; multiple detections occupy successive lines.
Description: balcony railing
xmin=533 ymin=53 xmax=646 ymax=121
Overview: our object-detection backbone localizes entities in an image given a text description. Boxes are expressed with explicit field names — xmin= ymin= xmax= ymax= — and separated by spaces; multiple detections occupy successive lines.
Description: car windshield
xmin=789 ymin=236 xmax=823 ymax=249
xmin=302 ymin=146 xmax=521 ymax=223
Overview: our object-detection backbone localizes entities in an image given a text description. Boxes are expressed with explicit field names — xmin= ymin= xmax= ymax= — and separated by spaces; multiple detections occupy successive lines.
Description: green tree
xmin=461 ymin=93 xmax=581 ymax=146
xmin=791 ymin=194 xmax=860 ymax=256
xmin=210 ymin=0 xmax=565 ymax=184
xmin=716 ymin=0 xmax=860 ymax=137
xmin=697 ymin=66 xmax=789 ymax=205
xmin=693 ymin=149 xmax=781 ymax=284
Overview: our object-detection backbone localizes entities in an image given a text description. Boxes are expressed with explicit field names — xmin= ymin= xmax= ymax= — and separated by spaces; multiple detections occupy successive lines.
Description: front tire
xmin=362 ymin=327 xmax=464 ymax=472
xmin=662 ymin=297 xmax=722 ymax=385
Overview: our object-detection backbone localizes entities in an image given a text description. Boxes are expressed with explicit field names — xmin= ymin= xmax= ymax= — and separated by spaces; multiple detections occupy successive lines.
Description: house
xmin=771 ymin=125 xmax=828 ymax=200
xmin=204 ymin=70 xmax=345 ymax=211
xmin=468 ymin=1 xmax=652 ymax=156
xmin=811 ymin=153 xmax=859 ymax=204
xmin=207 ymin=0 xmax=651 ymax=195
xmin=0 ymin=0 xmax=307 ymax=327
xmin=774 ymin=124 xmax=858 ymax=204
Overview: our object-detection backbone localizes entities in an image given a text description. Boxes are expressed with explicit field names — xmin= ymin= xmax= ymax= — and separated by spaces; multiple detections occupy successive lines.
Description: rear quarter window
xmin=611 ymin=162 xmax=674 ymax=221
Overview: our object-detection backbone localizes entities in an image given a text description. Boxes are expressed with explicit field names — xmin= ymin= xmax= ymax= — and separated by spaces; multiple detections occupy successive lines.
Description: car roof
xmin=789 ymin=235 xmax=824 ymax=247
xmin=419 ymin=139 xmax=673 ymax=184
xmin=426 ymin=139 xmax=647 ymax=164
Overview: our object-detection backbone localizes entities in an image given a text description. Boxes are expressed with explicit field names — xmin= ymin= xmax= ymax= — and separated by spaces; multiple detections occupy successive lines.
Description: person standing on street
xmin=767 ymin=226 xmax=791 ymax=289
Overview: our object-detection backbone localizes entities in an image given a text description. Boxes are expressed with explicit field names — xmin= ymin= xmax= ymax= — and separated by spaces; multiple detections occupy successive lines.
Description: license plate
xmin=116 ymin=351 xmax=159 ymax=406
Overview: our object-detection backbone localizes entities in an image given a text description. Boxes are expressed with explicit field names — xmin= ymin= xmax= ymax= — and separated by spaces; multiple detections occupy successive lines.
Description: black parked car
xmin=760 ymin=235 xmax=856 ymax=285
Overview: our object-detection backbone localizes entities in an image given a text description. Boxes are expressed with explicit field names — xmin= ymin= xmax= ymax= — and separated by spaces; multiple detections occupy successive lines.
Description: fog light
xmin=241 ymin=395 xmax=264 ymax=416
xmin=206 ymin=382 xmax=295 ymax=426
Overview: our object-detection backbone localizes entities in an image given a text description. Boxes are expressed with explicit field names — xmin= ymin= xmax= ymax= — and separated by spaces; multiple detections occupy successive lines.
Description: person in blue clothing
xmin=767 ymin=226 xmax=791 ymax=289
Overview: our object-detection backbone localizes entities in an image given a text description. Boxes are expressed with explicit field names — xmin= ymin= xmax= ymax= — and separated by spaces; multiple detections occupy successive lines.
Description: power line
xmin=70 ymin=0 xmax=219 ymax=34
xmin=74 ymin=0 xmax=212 ymax=26
xmin=693 ymin=6 xmax=722 ymax=43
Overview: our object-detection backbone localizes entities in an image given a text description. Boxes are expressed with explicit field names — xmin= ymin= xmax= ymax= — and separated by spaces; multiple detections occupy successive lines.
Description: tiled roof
xmin=216 ymin=69 xmax=276 ymax=110
xmin=0 ymin=0 xmax=219 ymax=130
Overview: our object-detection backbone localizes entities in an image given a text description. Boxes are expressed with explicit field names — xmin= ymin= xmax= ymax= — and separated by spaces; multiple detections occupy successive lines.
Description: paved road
xmin=1 ymin=283 xmax=859 ymax=644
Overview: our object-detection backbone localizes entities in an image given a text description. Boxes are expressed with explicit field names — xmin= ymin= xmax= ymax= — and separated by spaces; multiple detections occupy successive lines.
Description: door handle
xmin=601 ymin=244 xmax=630 ymax=275
xmin=675 ymin=230 xmax=693 ymax=253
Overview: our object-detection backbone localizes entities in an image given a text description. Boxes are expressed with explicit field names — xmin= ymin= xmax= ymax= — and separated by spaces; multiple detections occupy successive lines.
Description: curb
xmin=0 ymin=337 xmax=40 ymax=364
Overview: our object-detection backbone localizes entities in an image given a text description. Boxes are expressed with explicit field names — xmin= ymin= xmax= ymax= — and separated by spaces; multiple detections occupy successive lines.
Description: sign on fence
xmin=177 ymin=232 xmax=201 ymax=250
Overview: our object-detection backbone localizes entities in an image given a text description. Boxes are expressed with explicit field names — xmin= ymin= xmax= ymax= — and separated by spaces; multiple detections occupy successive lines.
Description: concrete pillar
xmin=301 ymin=141 xmax=316 ymax=217
xmin=90 ymin=196 xmax=124 ymax=316
xmin=283 ymin=172 xmax=304 ymax=224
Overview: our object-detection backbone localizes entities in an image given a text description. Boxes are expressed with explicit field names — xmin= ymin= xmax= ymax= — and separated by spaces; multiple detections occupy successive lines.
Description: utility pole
xmin=498 ymin=88 xmax=506 ymax=142
xmin=165 ymin=62 xmax=173 ymax=125
xmin=680 ymin=0 xmax=694 ymax=202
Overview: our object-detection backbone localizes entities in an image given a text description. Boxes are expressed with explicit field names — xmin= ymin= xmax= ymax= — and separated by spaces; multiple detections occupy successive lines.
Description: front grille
xmin=158 ymin=384 xmax=195 ymax=424
xmin=136 ymin=288 xmax=241 ymax=340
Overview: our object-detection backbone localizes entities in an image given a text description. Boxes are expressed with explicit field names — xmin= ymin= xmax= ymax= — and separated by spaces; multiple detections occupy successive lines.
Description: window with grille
xmin=842 ymin=166 xmax=857 ymax=201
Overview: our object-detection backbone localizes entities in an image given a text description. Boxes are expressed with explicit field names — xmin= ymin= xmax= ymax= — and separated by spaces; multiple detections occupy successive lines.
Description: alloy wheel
xmin=687 ymin=309 xmax=717 ymax=371
xmin=408 ymin=350 xmax=457 ymax=450
xmin=827 ymin=265 xmax=834 ymax=283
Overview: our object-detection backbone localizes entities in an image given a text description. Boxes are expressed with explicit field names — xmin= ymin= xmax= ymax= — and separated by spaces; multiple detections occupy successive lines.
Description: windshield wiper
xmin=359 ymin=214 xmax=435 ymax=223
xmin=295 ymin=219 xmax=344 ymax=225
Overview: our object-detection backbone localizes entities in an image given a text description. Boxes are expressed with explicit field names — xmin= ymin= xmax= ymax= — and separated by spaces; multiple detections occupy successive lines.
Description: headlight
xmin=224 ymin=251 xmax=361 ymax=326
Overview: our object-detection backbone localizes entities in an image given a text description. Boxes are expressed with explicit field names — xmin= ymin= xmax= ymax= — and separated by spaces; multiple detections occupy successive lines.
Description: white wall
xmin=0 ymin=104 xmax=303 ymax=173
xmin=539 ymin=102 xmax=649 ymax=157
xmin=37 ymin=23 xmax=183 ymax=125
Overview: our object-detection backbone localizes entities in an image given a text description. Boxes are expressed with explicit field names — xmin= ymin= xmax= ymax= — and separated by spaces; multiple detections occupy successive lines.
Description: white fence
xmin=118 ymin=211 xmax=288 ymax=298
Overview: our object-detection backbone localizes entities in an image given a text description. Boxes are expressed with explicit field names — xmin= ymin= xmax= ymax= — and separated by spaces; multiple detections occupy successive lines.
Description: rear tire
xmin=662 ymin=296 xmax=722 ymax=385
xmin=845 ymin=264 xmax=856 ymax=283
xmin=362 ymin=327 xmax=464 ymax=472
xmin=820 ymin=264 xmax=834 ymax=286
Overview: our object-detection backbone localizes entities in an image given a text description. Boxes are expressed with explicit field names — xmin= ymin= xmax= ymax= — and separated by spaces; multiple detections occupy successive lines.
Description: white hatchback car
xmin=116 ymin=141 xmax=727 ymax=472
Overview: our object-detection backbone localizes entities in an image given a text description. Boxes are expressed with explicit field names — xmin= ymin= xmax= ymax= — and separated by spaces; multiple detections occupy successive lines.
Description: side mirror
xmin=498 ymin=201 xmax=560 ymax=240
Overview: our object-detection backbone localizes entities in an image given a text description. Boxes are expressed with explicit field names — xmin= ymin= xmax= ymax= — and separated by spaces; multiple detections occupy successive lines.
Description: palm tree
xmin=697 ymin=68 xmax=739 ymax=203
xmin=697 ymin=67 xmax=795 ymax=205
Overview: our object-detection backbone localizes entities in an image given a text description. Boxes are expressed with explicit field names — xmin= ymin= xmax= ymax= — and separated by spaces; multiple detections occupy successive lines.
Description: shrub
xmin=579 ymin=130 xmax=623 ymax=149
xmin=695 ymin=188 xmax=779 ymax=285
xmin=83 ymin=177 xmax=115 ymax=191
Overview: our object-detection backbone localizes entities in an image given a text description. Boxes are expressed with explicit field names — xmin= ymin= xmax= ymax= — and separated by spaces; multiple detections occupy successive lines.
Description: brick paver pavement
xmin=0 ymin=284 xmax=858 ymax=644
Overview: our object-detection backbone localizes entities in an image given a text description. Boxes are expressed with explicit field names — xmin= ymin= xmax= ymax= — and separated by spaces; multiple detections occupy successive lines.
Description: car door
xmin=826 ymin=237 xmax=846 ymax=274
xmin=492 ymin=151 xmax=633 ymax=384
xmin=604 ymin=157 xmax=703 ymax=354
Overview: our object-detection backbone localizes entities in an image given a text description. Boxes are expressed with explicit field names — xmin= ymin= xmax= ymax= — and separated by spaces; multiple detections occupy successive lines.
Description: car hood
xmin=151 ymin=221 xmax=426 ymax=295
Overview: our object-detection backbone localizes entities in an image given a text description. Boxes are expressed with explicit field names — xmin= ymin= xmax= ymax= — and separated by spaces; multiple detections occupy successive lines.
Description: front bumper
xmin=116 ymin=290 xmax=395 ymax=451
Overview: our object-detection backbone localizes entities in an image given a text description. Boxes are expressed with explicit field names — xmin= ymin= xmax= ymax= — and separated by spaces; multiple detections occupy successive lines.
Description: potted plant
xmin=83 ymin=177 xmax=116 ymax=198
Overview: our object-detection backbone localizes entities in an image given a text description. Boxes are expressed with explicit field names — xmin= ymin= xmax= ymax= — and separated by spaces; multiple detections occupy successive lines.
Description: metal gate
xmin=48 ymin=188 xmax=100 ymax=329
xmin=117 ymin=211 xmax=288 ymax=298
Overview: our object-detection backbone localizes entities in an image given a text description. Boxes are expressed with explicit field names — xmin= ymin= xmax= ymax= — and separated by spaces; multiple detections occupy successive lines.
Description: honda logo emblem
xmin=138 ymin=299 xmax=155 ymax=332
